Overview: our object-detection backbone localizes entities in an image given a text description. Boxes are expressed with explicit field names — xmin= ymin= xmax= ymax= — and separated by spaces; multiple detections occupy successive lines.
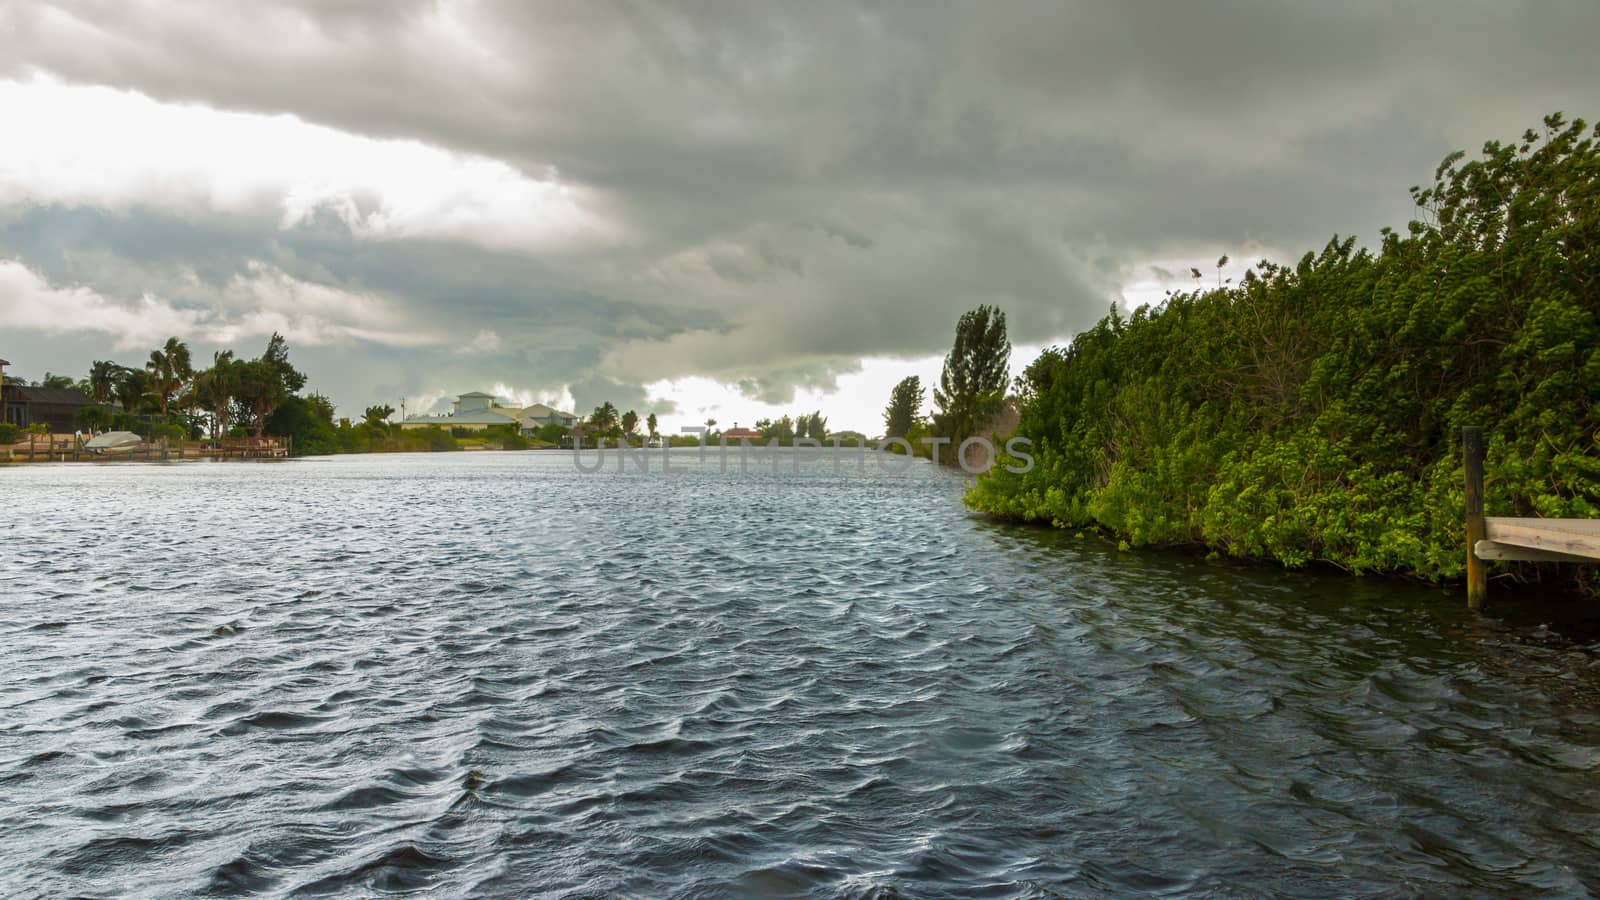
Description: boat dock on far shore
xmin=1 ymin=434 xmax=292 ymax=464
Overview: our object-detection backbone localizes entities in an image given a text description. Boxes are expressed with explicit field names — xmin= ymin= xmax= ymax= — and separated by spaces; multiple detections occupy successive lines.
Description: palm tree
xmin=176 ymin=382 xmax=201 ymax=436
xmin=646 ymin=412 xmax=658 ymax=435
xmin=145 ymin=337 xmax=194 ymax=423
xmin=115 ymin=368 xmax=157 ymax=414
xmin=195 ymin=350 xmax=238 ymax=439
xmin=588 ymin=401 xmax=619 ymax=434
xmin=87 ymin=360 xmax=122 ymax=403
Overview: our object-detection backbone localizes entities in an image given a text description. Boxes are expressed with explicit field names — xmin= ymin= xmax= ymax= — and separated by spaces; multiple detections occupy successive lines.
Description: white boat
xmin=83 ymin=431 xmax=145 ymax=454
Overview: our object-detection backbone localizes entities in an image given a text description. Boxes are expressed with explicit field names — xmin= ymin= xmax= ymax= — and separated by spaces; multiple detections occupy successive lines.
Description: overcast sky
xmin=1 ymin=1 xmax=1597 ymax=432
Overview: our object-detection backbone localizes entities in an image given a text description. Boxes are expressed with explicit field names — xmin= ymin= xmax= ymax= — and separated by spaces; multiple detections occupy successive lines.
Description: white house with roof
xmin=398 ymin=392 xmax=578 ymax=435
xmin=517 ymin=403 xmax=579 ymax=432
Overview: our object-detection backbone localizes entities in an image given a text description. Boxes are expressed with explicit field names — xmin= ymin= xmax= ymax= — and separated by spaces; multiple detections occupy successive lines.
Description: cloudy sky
xmin=1 ymin=2 xmax=1596 ymax=432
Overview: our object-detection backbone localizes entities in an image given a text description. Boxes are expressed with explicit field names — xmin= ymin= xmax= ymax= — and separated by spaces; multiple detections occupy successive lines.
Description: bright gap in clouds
xmin=0 ymin=74 xmax=608 ymax=251
xmin=645 ymin=346 xmax=1058 ymax=437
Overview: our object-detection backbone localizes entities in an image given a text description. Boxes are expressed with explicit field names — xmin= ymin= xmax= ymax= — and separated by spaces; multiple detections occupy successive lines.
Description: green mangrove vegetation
xmin=966 ymin=114 xmax=1600 ymax=589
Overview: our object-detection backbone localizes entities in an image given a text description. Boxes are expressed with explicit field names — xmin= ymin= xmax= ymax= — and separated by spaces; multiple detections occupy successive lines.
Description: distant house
xmin=517 ymin=403 xmax=578 ymax=435
xmin=1 ymin=385 xmax=101 ymax=433
xmin=453 ymin=392 xmax=506 ymax=415
xmin=721 ymin=427 xmax=764 ymax=441
xmin=397 ymin=392 xmax=577 ymax=435
xmin=398 ymin=392 xmax=517 ymax=431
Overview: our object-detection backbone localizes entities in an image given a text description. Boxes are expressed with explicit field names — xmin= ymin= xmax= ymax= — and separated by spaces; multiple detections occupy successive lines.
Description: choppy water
xmin=3 ymin=451 xmax=1600 ymax=897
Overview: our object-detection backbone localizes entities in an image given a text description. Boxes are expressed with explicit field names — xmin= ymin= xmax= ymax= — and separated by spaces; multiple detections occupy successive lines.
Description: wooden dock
xmin=207 ymin=436 xmax=293 ymax=459
xmin=1 ymin=434 xmax=291 ymax=463
xmin=1464 ymin=426 xmax=1600 ymax=608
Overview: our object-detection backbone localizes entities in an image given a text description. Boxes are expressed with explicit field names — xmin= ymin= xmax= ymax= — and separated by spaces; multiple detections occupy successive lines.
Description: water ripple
xmin=3 ymin=452 xmax=1600 ymax=896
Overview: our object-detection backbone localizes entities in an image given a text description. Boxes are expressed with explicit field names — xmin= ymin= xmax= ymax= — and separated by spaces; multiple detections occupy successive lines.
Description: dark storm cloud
xmin=0 ymin=204 xmax=719 ymax=368
xmin=567 ymin=375 xmax=677 ymax=421
xmin=2 ymin=0 xmax=1598 ymax=411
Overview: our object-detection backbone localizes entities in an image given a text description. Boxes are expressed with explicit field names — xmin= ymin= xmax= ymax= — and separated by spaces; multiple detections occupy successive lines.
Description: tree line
xmin=574 ymin=403 xmax=864 ymax=448
xmin=751 ymin=411 xmax=828 ymax=442
xmin=964 ymin=113 xmax=1600 ymax=591
xmin=5 ymin=333 xmax=459 ymax=455
xmin=879 ymin=304 xmax=1015 ymax=463
xmin=580 ymin=401 xmax=656 ymax=443
xmin=18 ymin=333 xmax=310 ymax=440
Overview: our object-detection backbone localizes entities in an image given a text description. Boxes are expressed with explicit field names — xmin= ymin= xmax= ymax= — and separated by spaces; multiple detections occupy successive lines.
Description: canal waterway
xmin=3 ymin=451 xmax=1598 ymax=896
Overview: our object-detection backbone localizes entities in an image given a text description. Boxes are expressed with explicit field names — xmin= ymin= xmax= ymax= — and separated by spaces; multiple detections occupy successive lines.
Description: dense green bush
xmin=265 ymin=394 xmax=339 ymax=456
xmin=147 ymin=423 xmax=187 ymax=442
xmin=72 ymin=406 xmax=113 ymax=432
xmin=335 ymin=423 xmax=459 ymax=453
xmin=967 ymin=115 xmax=1600 ymax=588
xmin=533 ymin=422 xmax=570 ymax=445
xmin=410 ymin=426 xmax=459 ymax=452
xmin=481 ymin=424 xmax=530 ymax=450
xmin=0 ymin=423 xmax=17 ymax=444
xmin=413 ymin=426 xmax=460 ymax=452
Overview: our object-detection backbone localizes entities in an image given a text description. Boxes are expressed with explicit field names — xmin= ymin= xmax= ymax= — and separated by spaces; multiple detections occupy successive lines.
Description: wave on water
xmin=3 ymin=453 xmax=1600 ymax=896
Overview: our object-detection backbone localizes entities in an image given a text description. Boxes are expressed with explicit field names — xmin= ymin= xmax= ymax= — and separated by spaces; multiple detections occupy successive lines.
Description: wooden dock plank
xmin=1484 ymin=518 xmax=1600 ymax=561
xmin=1485 ymin=516 xmax=1600 ymax=537
xmin=1463 ymin=427 xmax=1600 ymax=607
xmin=1473 ymin=539 xmax=1597 ymax=564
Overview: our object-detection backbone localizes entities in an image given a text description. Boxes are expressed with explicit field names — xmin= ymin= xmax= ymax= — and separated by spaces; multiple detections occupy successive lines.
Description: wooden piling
xmin=1464 ymin=426 xmax=1487 ymax=610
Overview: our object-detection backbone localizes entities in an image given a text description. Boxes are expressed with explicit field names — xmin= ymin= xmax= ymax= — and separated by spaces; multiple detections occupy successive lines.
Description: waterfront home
xmin=721 ymin=426 xmax=764 ymax=441
xmin=451 ymin=392 xmax=508 ymax=415
xmin=518 ymin=403 xmax=578 ymax=433
xmin=397 ymin=392 xmax=578 ymax=435
xmin=0 ymin=385 xmax=103 ymax=432
xmin=398 ymin=392 xmax=518 ymax=431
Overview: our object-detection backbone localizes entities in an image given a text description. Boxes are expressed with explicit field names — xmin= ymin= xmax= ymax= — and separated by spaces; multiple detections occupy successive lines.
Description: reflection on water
xmin=2 ymin=451 xmax=1599 ymax=896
